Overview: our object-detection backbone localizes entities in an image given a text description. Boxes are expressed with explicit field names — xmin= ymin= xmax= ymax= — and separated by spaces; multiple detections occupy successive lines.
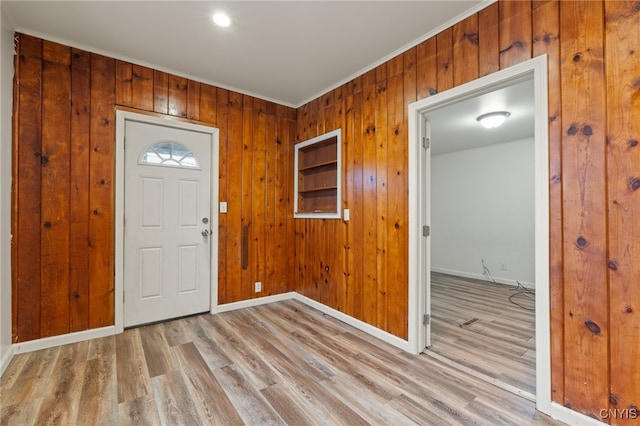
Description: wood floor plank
xmin=0 ymin=399 xmax=42 ymax=425
xmin=261 ymin=382 xmax=329 ymax=425
xmin=213 ymin=364 xmax=286 ymax=425
xmin=183 ymin=315 xmax=233 ymax=369
xmin=77 ymin=355 xmax=117 ymax=425
xmin=172 ymin=342 xmax=244 ymax=425
xmin=115 ymin=328 xmax=152 ymax=404
xmin=118 ymin=395 xmax=162 ymax=426
xmin=151 ymin=369 xmax=204 ymax=426
xmin=1 ymin=347 xmax=59 ymax=406
xmin=87 ymin=335 xmax=115 ymax=360
xmin=34 ymin=341 xmax=88 ymax=425
xmin=139 ymin=323 xmax=177 ymax=377
xmin=200 ymin=314 xmax=279 ymax=390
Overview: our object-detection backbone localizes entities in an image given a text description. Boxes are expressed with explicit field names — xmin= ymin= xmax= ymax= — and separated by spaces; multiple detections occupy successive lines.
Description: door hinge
xmin=422 ymin=225 xmax=430 ymax=237
xmin=423 ymin=314 xmax=431 ymax=325
xmin=422 ymin=136 xmax=430 ymax=149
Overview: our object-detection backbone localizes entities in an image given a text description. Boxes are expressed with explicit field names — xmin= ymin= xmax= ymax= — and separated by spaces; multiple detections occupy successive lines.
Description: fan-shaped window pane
xmin=139 ymin=141 xmax=200 ymax=169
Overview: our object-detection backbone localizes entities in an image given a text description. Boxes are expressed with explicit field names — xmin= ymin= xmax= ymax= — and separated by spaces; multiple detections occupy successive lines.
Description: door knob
xmin=201 ymin=229 xmax=211 ymax=237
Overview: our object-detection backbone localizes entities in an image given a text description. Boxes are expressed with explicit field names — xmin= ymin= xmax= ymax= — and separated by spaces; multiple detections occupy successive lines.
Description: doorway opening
xmin=407 ymin=56 xmax=551 ymax=415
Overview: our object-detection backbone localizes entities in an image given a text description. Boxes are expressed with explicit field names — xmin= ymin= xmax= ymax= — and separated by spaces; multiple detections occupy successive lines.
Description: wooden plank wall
xmin=294 ymin=0 xmax=639 ymax=423
xmin=11 ymin=34 xmax=296 ymax=342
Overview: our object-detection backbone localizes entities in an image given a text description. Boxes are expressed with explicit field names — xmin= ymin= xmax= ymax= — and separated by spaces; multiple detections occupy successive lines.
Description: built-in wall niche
xmin=294 ymin=129 xmax=341 ymax=219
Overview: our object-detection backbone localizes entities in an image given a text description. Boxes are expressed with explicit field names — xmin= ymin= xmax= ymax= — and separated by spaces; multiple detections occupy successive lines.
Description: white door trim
xmin=115 ymin=110 xmax=220 ymax=333
xmin=407 ymin=55 xmax=551 ymax=415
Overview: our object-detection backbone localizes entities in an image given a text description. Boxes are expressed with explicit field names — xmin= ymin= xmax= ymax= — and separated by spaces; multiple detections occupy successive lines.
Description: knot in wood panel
xmin=608 ymin=259 xmax=618 ymax=271
xmin=628 ymin=177 xmax=640 ymax=191
xmin=576 ymin=236 xmax=588 ymax=249
xmin=567 ymin=124 xmax=579 ymax=136
xmin=584 ymin=319 xmax=601 ymax=335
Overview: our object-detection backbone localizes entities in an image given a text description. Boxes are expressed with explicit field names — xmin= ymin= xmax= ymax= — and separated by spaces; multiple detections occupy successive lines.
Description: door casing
xmin=407 ymin=55 xmax=550 ymax=414
xmin=115 ymin=110 xmax=220 ymax=332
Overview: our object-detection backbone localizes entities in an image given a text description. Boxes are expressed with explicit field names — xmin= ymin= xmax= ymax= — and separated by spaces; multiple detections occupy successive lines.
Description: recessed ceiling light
xmin=213 ymin=12 xmax=231 ymax=27
xmin=476 ymin=111 xmax=511 ymax=128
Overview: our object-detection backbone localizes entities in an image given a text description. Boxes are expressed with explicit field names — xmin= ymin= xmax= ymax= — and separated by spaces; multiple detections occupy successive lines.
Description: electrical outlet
xmin=255 ymin=281 xmax=262 ymax=292
xmin=500 ymin=263 xmax=507 ymax=271
xmin=219 ymin=202 xmax=227 ymax=213
xmin=344 ymin=208 xmax=350 ymax=222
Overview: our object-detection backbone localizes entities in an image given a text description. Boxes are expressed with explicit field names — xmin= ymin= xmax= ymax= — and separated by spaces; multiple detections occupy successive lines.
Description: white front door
xmin=124 ymin=120 xmax=212 ymax=327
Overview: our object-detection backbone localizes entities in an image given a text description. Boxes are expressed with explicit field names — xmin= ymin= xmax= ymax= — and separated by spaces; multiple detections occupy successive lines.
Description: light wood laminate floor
xmin=1 ymin=299 xmax=560 ymax=425
xmin=429 ymin=272 xmax=536 ymax=396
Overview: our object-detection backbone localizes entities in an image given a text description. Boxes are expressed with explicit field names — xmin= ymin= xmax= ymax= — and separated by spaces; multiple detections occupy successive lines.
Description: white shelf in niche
xmin=294 ymin=129 xmax=342 ymax=219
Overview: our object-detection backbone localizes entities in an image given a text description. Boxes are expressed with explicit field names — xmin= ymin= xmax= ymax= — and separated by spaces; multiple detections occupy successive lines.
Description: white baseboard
xmin=215 ymin=292 xmax=297 ymax=313
xmin=0 ymin=344 xmax=15 ymax=377
xmin=550 ymin=402 xmax=606 ymax=426
xmin=12 ymin=326 xmax=116 ymax=355
xmin=293 ymin=293 xmax=411 ymax=353
xmin=431 ymin=267 xmax=535 ymax=289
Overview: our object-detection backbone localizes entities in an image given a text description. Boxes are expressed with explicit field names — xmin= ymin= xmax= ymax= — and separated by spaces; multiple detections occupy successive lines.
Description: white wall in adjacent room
xmin=431 ymin=137 xmax=535 ymax=287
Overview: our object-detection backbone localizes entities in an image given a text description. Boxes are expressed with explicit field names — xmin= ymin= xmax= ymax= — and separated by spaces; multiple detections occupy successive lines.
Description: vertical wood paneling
xmin=14 ymin=34 xmax=43 ymax=343
xmin=187 ymin=80 xmax=201 ymax=121
xmin=499 ymin=0 xmax=533 ymax=69
xmin=40 ymin=40 xmax=71 ymax=337
xmin=478 ymin=2 xmax=500 ymax=77
xmin=386 ymin=60 xmax=407 ymax=338
xmin=416 ymin=38 xmax=437 ymax=100
xmin=559 ymin=1 xmax=609 ymax=419
xmin=605 ymin=1 xmax=640 ymax=421
xmin=199 ymin=83 xmax=216 ymax=125
xmin=215 ymin=92 xmax=228 ymax=302
xmin=361 ymin=71 xmax=378 ymax=326
xmin=241 ymin=97 xmax=254 ymax=300
xmin=168 ymin=75 xmax=188 ymax=117
xmin=115 ymin=61 xmax=132 ymax=107
xmin=533 ymin=0 xmax=564 ymax=403
xmin=131 ymin=65 xmax=153 ymax=112
xmin=252 ymin=101 xmax=267 ymax=296
xmin=348 ymin=89 xmax=364 ymax=320
xmin=224 ymin=103 xmax=243 ymax=304
xmin=375 ymin=65 xmax=389 ymax=330
xmin=69 ymin=48 xmax=91 ymax=332
xmin=153 ymin=70 xmax=168 ymax=114
xmin=336 ymin=85 xmax=348 ymax=312
xmin=265 ymin=110 xmax=277 ymax=294
xmin=436 ymin=28 xmax=454 ymax=93
xmin=274 ymin=108 xmax=291 ymax=294
xmin=453 ymin=14 xmax=479 ymax=86
xmin=88 ymin=53 xmax=116 ymax=329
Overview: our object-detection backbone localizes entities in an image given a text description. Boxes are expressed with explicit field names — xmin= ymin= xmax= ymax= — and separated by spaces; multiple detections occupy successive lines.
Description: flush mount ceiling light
xmin=476 ymin=111 xmax=511 ymax=128
xmin=212 ymin=12 xmax=231 ymax=27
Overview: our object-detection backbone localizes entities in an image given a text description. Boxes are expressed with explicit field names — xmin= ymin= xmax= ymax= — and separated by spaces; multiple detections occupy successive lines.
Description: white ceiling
xmin=2 ymin=0 xmax=487 ymax=107
xmin=430 ymin=78 xmax=535 ymax=156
